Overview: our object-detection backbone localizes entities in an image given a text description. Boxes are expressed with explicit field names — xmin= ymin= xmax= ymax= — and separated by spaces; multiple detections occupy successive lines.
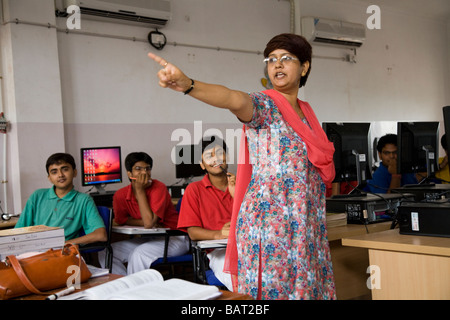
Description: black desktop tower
xmin=167 ymin=185 xmax=187 ymax=198
xmin=393 ymin=184 xmax=450 ymax=202
xmin=326 ymin=193 xmax=414 ymax=224
xmin=90 ymin=191 xmax=116 ymax=207
xmin=398 ymin=202 xmax=450 ymax=237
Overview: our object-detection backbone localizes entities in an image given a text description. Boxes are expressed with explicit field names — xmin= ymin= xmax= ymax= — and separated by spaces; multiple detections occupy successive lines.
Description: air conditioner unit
xmin=62 ymin=0 xmax=172 ymax=27
xmin=301 ymin=17 xmax=365 ymax=48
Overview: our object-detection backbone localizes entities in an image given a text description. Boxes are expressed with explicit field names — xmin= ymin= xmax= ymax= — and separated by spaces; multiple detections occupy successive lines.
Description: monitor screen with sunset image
xmin=81 ymin=146 xmax=122 ymax=193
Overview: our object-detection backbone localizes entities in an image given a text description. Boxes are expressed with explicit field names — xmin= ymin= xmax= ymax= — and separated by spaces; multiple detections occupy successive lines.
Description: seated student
xmin=15 ymin=153 xmax=107 ymax=245
xmin=435 ymin=134 xmax=449 ymax=183
xmin=99 ymin=152 xmax=188 ymax=275
xmin=177 ymin=136 xmax=235 ymax=291
xmin=365 ymin=134 xmax=421 ymax=193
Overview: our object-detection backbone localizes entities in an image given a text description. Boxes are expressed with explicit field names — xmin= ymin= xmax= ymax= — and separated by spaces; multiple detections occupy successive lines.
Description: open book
xmin=60 ymin=269 xmax=221 ymax=300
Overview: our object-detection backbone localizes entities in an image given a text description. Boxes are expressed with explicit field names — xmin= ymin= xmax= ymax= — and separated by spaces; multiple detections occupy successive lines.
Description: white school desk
xmin=111 ymin=225 xmax=169 ymax=235
xmin=342 ymin=229 xmax=450 ymax=300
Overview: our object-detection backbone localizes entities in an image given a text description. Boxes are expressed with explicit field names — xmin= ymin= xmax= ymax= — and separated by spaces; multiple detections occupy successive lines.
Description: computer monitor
xmin=443 ymin=106 xmax=450 ymax=175
xmin=173 ymin=144 xmax=204 ymax=184
xmin=323 ymin=122 xmax=372 ymax=191
xmin=397 ymin=122 xmax=439 ymax=180
xmin=81 ymin=146 xmax=122 ymax=194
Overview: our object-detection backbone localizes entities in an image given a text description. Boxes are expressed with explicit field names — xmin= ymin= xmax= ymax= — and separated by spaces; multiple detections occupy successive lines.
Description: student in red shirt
xmin=178 ymin=136 xmax=235 ymax=290
xmin=99 ymin=152 xmax=189 ymax=275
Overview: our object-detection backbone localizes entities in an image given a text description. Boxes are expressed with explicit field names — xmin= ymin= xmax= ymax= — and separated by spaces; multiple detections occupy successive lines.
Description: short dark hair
xmin=200 ymin=136 xmax=228 ymax=154
xmin=46 ymin=153 xmax=76 ymax=174
xmin=124 ymin=152 xmax=153 ymax=172
xmin=263 ymin=33 xmax=312 ymax=88
xmin=377 ymin=134 xmax=397 ymax=153
xmin=441 ymin=134 xmax=447 ymax=151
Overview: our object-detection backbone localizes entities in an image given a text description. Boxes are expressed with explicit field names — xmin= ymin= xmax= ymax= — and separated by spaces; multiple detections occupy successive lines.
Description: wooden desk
xmin=328 ymin=221 xmax=392 ymax=300
xmin=342 ymin=229 xmax=450 ymax=300
xmin=16 ymin=273 xmax=252 ymax=300
xmin=0 ymin=217 xmax=18 ymax=229
xmin=219 ymin=290 xmax=253 ymax=300
xmin=15 ymin=274 xmax=122 ymax=300
xmin=328 ymin=221 xmax=392 ymax=242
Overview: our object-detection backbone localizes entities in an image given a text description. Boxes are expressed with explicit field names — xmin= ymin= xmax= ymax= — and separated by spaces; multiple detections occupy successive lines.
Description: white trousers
xmin=99 ymin=236 xmax=189 ymax=276
xmin=207 ymin=248 xmax=233 ymax=291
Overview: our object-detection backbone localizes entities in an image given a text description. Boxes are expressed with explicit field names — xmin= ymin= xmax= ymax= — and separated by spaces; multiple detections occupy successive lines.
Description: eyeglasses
xmin=133 ymin=166 xmax=151 ymax=172
xmin=203 ymin=148 xmax=225 ymax=160
xmin=382 ymin=150 xmax=397 ymax=156
xmin=263 ymin=55 xmax=299 ymax=65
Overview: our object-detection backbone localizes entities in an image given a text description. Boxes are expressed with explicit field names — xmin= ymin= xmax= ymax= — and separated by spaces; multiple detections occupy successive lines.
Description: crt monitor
xmin=81 ymin=146 xmax=122 ymax=193
xmin=397 ymin=122 xmax=439 ymax=179
xmin=323 ymin=122 xmax=372 ymax=188
xmin=173 ymin=144 xmax=204 ymax=183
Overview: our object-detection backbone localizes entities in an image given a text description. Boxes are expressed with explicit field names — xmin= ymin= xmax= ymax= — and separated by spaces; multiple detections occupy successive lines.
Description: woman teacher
xmin=148 ymin=33 xmax=336 ymax=300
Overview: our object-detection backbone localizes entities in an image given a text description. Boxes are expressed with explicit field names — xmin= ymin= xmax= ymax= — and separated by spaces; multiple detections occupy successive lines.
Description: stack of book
xmin=0 ymin=225 xmax=65 ymax=260
xmin=326 ymin=212 xmax=347 ymax=228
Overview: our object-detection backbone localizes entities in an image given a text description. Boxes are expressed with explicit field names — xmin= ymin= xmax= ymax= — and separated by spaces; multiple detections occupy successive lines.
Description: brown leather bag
xmin=0 ymin=244 xmax=92 ymax=300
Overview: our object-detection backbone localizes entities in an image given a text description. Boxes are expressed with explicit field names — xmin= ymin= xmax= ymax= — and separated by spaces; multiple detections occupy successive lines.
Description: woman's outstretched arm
xmin=148 ymin=52 xmax=254 ymax=122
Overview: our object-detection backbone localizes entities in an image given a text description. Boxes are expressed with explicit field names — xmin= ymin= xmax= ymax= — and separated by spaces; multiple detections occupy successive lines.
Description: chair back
xmin=79 ymin=206 xmax=114 ymax=273
xmin=175 ymin=195 xmax=183 ymax=213
xmin=96 ymin=206 xmax=113 ymax=242
xmin=151 ymin=195 xmax=192 ymax=279
xmin=78 ymin=206 xmax=112 ymax=240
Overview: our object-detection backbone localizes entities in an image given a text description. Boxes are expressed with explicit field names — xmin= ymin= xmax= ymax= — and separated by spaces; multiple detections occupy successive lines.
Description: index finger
xmin=148 ymin=52 xmax=168 ymax=67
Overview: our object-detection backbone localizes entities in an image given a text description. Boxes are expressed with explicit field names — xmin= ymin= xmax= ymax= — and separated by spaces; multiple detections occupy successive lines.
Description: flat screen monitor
xmin=443 ymin=106 xmax=450 ymax=175
xmin=323 ymin=122 xmax=372 ymax=188
xmin=81 ymin=146 xmax=122 ymax=193
xmin=173 ymin=144 xmax=204 ymax=183
xmin=397 ymin=122 xmax=439 ymax=178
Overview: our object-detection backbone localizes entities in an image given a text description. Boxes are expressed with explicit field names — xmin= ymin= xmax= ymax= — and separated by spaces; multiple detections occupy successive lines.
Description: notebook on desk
xmin=111 ymin=226 xmax=169 ymax=235
xmin=195 ymin=239 xmax=228 ymax=249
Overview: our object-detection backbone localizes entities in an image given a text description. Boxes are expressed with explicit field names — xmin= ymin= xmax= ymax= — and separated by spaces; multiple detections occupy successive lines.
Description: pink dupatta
xmin=223 ymin=89 xmax=335 ymax=290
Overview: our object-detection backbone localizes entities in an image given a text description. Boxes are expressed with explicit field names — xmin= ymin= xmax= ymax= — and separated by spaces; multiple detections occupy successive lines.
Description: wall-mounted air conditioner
xmin=301 ymin=17 xmax=365 ymax=48
xmin=62 ymin=0 xmax=172 ymax=27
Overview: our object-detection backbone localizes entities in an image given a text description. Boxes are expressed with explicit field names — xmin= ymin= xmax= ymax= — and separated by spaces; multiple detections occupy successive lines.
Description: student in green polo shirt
xmin=15 ymin=153 xmax=107 ymax=245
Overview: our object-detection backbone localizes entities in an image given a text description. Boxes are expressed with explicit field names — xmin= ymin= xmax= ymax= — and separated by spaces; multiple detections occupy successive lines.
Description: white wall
xmin=57 ymin=0 xmax=292 ymax=194
xmin=299 ymin=0 xmax=449 ymax=124
xmin=0 ymin=0 xmax=449 ymax=213
xmin=0 ymin=0 xmax=65 ymax=213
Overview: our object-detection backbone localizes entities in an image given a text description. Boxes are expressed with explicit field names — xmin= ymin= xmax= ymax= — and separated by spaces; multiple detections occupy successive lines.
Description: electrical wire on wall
xmin=148 ymin=29 xmax=167 ymax=50
xmin=3 ymin=17 xmax=352 ymax=64
xmin=0 ymin=85 xmax=9 ymax=214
